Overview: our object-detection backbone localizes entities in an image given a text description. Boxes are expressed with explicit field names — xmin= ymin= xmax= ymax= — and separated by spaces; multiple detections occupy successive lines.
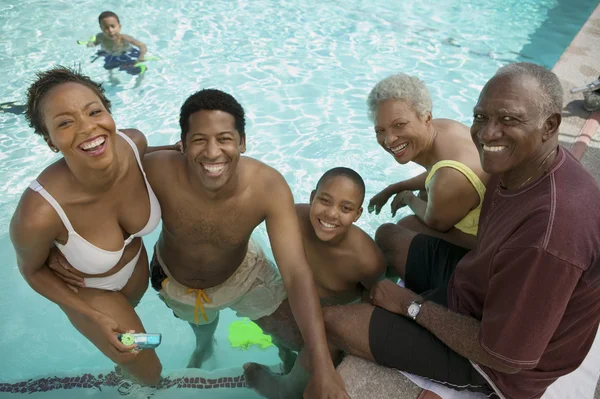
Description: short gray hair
xmin=367 ymin=73 xmax=432 ymax=122
xmin=494 ymin=62 xmax=563 ymax=118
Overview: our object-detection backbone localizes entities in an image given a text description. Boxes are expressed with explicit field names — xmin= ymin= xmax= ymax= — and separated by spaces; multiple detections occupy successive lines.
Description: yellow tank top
xmin=424 ymin=160 xmax=486 ymax=236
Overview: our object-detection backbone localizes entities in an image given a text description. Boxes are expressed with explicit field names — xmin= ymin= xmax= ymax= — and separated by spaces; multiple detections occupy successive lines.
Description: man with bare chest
xmin=143 ymin=89 xmax=348 ymax=398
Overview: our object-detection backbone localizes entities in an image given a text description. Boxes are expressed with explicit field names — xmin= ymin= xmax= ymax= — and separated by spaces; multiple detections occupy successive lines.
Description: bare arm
xmin=369 ymin=171 xmax=429 ymax=215
xmin=407 ymin=167 xmax=480 ymax=232
xmin=264 ymin=172 xmax=334 ymax=374
xmin=417 ymin=299 xmax=519 ymax=374
xmin=10 ymin=194 xmax=105 ymax=322
xmin=122 ymin=34 xmax=147 ymax=61
xmin=121 ymin=129 xmax=179 ymax=155
xmin=147 ymin=144 xmax=179 ymax=153
xmin=387 ymin=171 xmax=428 ymax=193
xmin=86 ymin=33 xmax=101 ymax=47
xmin=370 ymin=281 xmax=519 ymax=374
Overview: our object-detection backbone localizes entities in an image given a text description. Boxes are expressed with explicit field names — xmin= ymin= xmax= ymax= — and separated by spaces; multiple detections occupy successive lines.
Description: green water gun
xmin=77 ymin=35 xmax=96 ymax=45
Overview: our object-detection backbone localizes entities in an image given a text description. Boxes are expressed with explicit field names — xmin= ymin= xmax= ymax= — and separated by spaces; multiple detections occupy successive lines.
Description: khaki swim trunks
xmin=150 ymin=239 xmax=287 ymax=325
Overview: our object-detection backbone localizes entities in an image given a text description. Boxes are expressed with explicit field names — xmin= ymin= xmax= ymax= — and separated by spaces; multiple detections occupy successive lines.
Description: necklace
xmin=516 ymin=149 xmax=556 ymax=190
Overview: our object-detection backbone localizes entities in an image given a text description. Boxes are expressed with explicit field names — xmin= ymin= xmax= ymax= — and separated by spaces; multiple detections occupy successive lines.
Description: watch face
xmin=408 ymin=303 xmax=420 ymax=318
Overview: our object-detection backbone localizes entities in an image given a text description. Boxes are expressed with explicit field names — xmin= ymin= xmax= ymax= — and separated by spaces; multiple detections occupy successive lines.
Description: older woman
xmin=367 ymin=73 xmax=488 ymax=250
xmin=10 ymin=67 xmax=174 ymax=385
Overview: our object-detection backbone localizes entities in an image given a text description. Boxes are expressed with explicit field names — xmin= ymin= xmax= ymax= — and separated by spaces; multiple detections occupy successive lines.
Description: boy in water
xmin=88 ymin=11 xmax=148 ymax=79
xmin=244 ymin=167 xmax=386 ymax=398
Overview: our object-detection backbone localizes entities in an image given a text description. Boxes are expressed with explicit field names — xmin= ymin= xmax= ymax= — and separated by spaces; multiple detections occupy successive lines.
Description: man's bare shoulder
xmin=238 ymin=157 xmax=296 ymax=225
xmin=240 ymin=156 xmax=288 ymax=191
xmin=144 ymin=150 xmax=183 ymax=170
xmin=143 ymin=150 xmax=185 ymax=187
xmin=241 ymin=156 xmax=280 ymax=177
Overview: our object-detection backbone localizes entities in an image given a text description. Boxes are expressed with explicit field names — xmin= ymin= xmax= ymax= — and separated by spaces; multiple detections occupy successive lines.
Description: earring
xmin=50 ymin=146 xmax=59 ymax=153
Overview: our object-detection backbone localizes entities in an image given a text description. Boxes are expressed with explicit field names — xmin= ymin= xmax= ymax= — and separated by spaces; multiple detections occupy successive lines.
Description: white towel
xmin=399 ymin=328 xmax=600 ymax=399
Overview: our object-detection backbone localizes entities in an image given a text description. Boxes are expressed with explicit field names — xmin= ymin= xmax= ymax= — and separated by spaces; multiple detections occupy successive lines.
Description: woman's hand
xmin=368 ymin=187 xmax=394 ymax=215
xmin=390 ymin=191 xmax=415 ymax=217
xmin=93 ymin=313 xmax=140 ymax=360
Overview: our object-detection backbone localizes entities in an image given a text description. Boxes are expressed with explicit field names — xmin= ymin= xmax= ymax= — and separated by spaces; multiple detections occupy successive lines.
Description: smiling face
xmin=471 ymin=74 xmax=553 ymax=177
xmin=184 ymin=109 xmax=246 ymax=192
xmin=374 ymin=99 xmax=432 ymax=164
xmin=41 ymin=82 xmax=117 ymax=169
xmin=100 ymin=16 xmax=121 ymax=40
xmin=309 ymin=175 xmax=363 ymax=243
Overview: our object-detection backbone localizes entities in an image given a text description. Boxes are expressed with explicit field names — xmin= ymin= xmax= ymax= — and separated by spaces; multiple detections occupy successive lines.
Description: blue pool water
xmin=0 ymin=0 xmax=596 ymax=396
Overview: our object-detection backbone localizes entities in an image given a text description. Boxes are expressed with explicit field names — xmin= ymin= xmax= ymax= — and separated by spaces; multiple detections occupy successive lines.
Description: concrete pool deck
xmin=338 ymin=2 xmax=600 ymax=399
xmin=555 ymin=3 xmax=600 ymax=185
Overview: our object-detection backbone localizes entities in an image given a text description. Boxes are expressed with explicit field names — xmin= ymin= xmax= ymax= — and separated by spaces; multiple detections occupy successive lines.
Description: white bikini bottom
xmin=83 ymin=245 xmax=142 ymax=291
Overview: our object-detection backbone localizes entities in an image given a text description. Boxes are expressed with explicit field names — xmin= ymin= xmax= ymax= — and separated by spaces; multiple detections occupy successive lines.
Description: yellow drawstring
xmin=187 ymin=287 xmax=212 ymax=324
xmin=161 ymin=277 xmax=212 ymax=325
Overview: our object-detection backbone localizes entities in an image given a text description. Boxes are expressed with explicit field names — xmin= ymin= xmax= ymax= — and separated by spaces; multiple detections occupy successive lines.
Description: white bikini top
xmin=29 ymin=131 xmax=161 ymax=275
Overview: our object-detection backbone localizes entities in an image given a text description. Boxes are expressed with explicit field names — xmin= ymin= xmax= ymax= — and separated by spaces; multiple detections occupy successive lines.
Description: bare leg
xmin=272 ymin=337 xmax=298 ymax=374
xmin=253 ymin=299 xmax=303 ymax=350
xmin=187 ymin=312 xmax=219 ymax=368
xmin=375 ymin=223 xmax=417 ymax=280
xmin=323 ymin=304 xmax=376 ymax=361
xmin=397 ymin=215 xmax=476 ymax=250
xmin=133 ymin=71 xmax=145 ymax=89
xmin=62 ymin=247 xmax=161 ymax=385
xmin=61 ymin=289 xmax=162 ymax=386
xmin=253 ymin=299 xmax=301 ymax=373
xmin=108 ymin=69 xmax=120 ymax=85
xmin=245 ymin=303 xmax=374 ymax=398
xmin=244 ymin=350 xmax=311 ymax=399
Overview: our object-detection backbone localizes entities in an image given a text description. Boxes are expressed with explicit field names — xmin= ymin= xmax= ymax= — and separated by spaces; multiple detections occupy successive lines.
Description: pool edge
xmin=554 ymin=3 xmax=600 ymax=182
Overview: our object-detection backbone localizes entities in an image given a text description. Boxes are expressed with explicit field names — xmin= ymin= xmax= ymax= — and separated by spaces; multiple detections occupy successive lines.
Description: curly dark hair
xmin=98 ymin=11 xmax=120 ymax=24
xmin=25 ymin=66 xmax=111 ymax=138
xmin=316 ymin=167 xmax=366 ymax=205
xmin=179 ymin=89 xmax=246 ymax=147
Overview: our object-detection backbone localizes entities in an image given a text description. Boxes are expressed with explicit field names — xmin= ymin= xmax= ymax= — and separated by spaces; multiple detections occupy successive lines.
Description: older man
xmin=311 ymin=63 xmax=600 ymax=399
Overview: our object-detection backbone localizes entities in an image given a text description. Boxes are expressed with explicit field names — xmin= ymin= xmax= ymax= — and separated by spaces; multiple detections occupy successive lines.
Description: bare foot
xmin=244 ymin=363 xmax=287 ymax=399
xmin=186 ymin=340 xmax=214 ymax=368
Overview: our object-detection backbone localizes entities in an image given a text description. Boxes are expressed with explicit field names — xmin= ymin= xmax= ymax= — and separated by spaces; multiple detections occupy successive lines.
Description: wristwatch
xmin=407 ymin=298 xmax=425 ymax=321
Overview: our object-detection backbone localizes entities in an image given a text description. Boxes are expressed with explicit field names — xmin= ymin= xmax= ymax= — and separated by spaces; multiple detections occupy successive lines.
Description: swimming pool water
xmin=0 ymin=0 xmax=596 ymax=396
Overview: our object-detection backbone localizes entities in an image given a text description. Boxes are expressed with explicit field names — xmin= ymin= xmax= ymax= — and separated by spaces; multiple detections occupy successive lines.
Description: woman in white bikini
xmin=10 ymin=67 xmax=173 ymax=385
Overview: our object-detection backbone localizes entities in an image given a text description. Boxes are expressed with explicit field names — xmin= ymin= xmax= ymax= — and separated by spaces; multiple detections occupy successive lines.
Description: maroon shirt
xmin=448 ymin=147 xmax=600 ymax=399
